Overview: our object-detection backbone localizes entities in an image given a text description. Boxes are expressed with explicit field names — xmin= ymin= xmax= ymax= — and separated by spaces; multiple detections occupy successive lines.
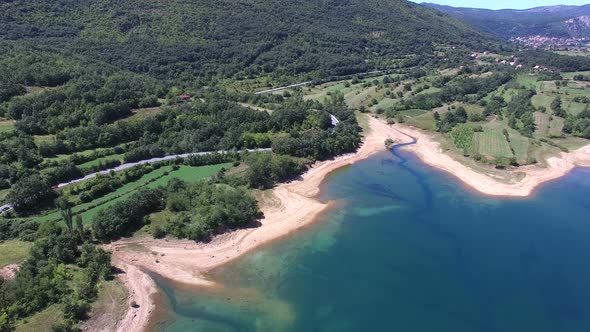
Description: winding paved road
xmin=0 ymin=148 xmax=272 ymax=214
xmin=254 ymin=70 xmax=384 ymax=95
xmin=0 ymin=99 xmax=345 ymax=214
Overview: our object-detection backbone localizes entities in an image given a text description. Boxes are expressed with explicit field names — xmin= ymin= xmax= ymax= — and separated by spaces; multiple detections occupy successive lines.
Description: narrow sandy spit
xmin=108 ymin=116 xmax=590 ymax=332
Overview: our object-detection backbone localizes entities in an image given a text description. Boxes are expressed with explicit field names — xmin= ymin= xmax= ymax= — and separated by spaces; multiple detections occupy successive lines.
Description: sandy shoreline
xmin=108 ymin=115 xmax=590 ymax=332
xmin=393 ymin=124 xmax=590 ymax=197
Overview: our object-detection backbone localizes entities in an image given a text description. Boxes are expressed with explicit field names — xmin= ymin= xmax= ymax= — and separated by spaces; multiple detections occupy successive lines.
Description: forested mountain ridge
xmin=0 ymin=0 xmax=497 ymax=83
xmin=424 ymin=3 xmax=590 ymax=38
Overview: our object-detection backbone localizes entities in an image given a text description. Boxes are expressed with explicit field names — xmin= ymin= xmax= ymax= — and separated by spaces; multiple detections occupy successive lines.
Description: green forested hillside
xmin=0 ymin=0 xmax=495 ymax=83
xmin=424 ymin=3 xmax=590 ymax=38
xmin=0 ymin=3 xmax=501 ymax=329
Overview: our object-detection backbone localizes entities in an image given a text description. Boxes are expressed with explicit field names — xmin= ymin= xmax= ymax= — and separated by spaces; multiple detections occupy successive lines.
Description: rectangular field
xmin=475 ymin=130 xmax=513 ymax=159
xmin=533 ymin=112 xmax=550 ymax=137
xmin=507 ymin=131 xmax=530 ymax=164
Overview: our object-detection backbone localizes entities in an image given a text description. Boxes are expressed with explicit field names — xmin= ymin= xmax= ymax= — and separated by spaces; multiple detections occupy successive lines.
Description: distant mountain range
xmin=424 ymin=3 xmax=590 ymax=39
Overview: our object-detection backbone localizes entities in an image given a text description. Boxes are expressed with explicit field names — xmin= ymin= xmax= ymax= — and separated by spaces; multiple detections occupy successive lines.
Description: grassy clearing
xmin=77 ymin=153 xmax=126 ymax=169
xmin=564 ymin=101 xmax=587 ymax=116
xmin=563 ymin=70 xmax=590 ymax=79
xmin=15 ymin=304 xmax=64 ymax=332
xmin=371 ymin=97 xmax=397 ymax=111
xmin=0 ymin=240 xmax=33 ymax=267
xmin=399 ymin=109 xmax=427 ymax=117
xmin=0 ymin=188 xmax=9 ymax=204
xmin=507 ymin=131 xmax=530 ymax=164
xmin=548 ymin=117 xmax=565 ymax=137
xmin=355 ymin=112 xmax=370 ymax=134
xmin=32 ymin=135 xmax=55 ymax=145
xmin=476 ymin=129 xmax=513 ymax=159
xmin=0 ymin=120 xmax=15 ymax=134
xmin=134 ymin=210 xmax=173 ymax=238
xmin=239 ymin=102 xmax=274 ymax=113
xmin=515 ymin=74 xmax=540 ymax=90
xmin=81 ymin=279 xmax=128 ymax=332
xmin=345 ymin=86 xmax=378 ymax=109
xmin=533 ymin=112 xmax=550 ymax=137
xmin=531 ymin=95 xmax=553 ymax=110
xmin=406 ymin=112 xmax=436 ymax=130
xmin=146 ymin=163 xmax=231 ymax=189
xmin=121 ymin=106 xmax=163 ymax=121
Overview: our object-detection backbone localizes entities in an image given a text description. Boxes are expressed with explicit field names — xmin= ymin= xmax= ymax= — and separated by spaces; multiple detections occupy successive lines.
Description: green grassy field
xmin=406 ymin=112 xmax=436 ymax=130
xmin=15 ymin=304 xmax=64 ymax=332
xmin=515 ymin=74 xmax=540 ymax=90
xmin=81 ymin=279 xmax=128 ymax=331
xmin=507 ymin=130 xmax=530 ymax=164
xmin=77 ymin=153 xmax=126 ymax=169
xmin=0 ymin=120 xmax=15 ymax=134
xmin=120 ymin=106 xmax=163 ymax=121
xmin=33 ymin=163 xmax=231 ymax=224
xmin=475 ymin=128 xmax=513 ymax=159
xmin=531 ymin=95 xmax=553 ymax=110
xmin=134 ymin=210 xmax=173 ymax=238
xmin=533 ymin=112 xmax=551 ymax=137
xmin=0 ymin=240 xmax=33 ymax=267
xmin=548 ymin=117 xmax=565 ymax=136
xmin=32 ymin=134 xmax=55 ymax=146
xmin=371 ymin=97 xmax=398 ymax=112
xmin=563 ymin=70 xmax=590 ymax=79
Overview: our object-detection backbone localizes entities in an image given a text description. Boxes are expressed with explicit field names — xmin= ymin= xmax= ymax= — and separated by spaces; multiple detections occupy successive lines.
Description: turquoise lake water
xmin=151 ymin=147 xmax=590 ymax=332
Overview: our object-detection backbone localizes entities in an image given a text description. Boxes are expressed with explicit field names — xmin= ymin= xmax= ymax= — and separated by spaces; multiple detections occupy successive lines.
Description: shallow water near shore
xmin=151 ymin=148 xmax=590 ymax=332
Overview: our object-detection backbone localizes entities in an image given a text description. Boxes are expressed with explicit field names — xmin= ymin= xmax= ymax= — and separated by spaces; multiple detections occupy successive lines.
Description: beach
xmin=108 ymin=115 xmax=590 ymax=332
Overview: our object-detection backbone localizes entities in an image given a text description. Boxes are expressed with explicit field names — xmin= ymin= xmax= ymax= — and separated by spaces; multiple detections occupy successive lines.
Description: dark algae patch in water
xmin=152 ymin=148 xmax=590 ymax=332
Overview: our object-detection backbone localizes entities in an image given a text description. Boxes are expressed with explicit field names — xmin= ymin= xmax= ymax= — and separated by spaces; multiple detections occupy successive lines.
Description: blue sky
xmin=413 ymin=0 xmax=590 ymax=10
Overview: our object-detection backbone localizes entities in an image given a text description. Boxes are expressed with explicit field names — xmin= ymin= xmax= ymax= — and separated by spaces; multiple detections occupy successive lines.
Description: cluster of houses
xmin=470 ymin=52 xmax=526 ymax=69
xmin=510 ymin=35 xmax=590 ymax=50
xmin=495 ymin=58 xmax=523 ymax=69
xmin=533 ymin=65 xmax=549 ymax=71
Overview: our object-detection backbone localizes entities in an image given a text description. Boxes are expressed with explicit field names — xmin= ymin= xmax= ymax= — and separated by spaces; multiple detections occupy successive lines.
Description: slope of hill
xmin=0 ymin=0 xmax=496 ymax=83
xmin=424 ymin=3 xmax=590 ymax=38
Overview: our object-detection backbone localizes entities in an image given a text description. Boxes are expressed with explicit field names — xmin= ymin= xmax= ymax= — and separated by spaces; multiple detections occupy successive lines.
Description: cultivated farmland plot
xmin=475 ymin=130 xmax=513 ymax=159
xmin=533 ymin=112 xmax=550 ymax=137
xmin=507 ymin=131 xmax=530 ymax=164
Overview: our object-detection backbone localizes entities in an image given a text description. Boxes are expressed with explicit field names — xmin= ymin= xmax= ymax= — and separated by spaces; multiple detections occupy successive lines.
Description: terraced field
xmin=32 ymin=163 xmax=231 ymax=223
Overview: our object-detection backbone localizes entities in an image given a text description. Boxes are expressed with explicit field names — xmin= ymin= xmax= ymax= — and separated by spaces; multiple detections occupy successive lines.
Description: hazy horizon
xmin=415 ymin=0 xmax=590 ymax=10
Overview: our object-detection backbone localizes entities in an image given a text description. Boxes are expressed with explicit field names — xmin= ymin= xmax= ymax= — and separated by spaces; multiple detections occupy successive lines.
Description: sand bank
xmin=109 ymin=116 xmax=590 ymax=331
xmin=392 ymin=124 xmax=590 ymax=197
